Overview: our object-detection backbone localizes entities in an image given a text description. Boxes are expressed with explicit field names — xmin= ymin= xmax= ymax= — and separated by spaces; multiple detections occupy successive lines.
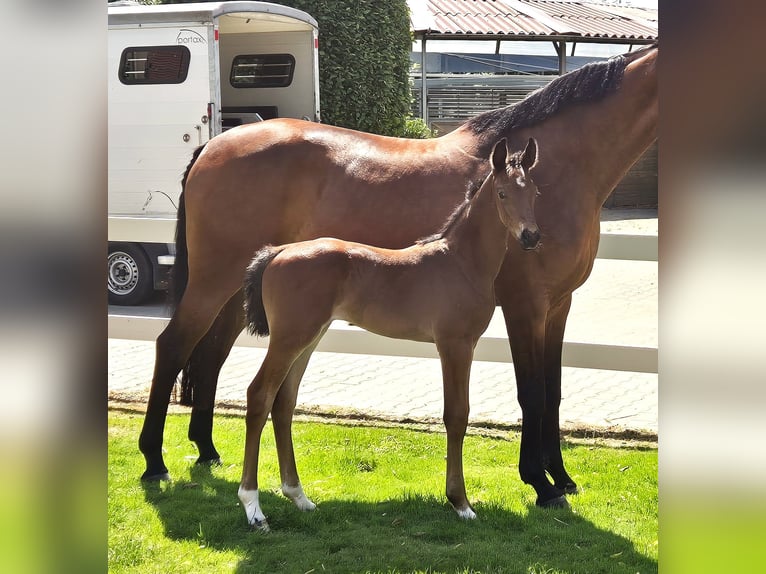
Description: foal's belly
xmin=333 ymin=304 xmax=437 ymax=344
xmin=333 ymin=286 xmax=496 ymax=346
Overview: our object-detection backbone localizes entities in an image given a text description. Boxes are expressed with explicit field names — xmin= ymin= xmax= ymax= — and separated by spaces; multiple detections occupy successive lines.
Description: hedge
xmin=156 ymin=0 xmax=415 ymax=136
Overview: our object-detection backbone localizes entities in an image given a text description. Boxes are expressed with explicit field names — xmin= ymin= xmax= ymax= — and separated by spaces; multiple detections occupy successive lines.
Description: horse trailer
xmin=108 ymin=1 xmax=320 ymax=304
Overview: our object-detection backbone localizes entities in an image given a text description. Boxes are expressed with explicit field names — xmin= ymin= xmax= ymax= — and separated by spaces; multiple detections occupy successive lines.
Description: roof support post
xmin=420 ymin=36 xmax=428 ymax=125
xmin=558 ymin=40 xmax=567 ymax=75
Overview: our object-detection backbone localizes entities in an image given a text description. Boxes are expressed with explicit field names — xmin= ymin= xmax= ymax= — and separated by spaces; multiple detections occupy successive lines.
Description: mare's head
xmin=490 ymin=137 xmax=540 ymax=250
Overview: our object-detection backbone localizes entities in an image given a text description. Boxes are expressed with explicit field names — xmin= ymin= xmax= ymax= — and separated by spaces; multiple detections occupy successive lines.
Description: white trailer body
xmin=108 ymin=1 xmax=319 ymax=304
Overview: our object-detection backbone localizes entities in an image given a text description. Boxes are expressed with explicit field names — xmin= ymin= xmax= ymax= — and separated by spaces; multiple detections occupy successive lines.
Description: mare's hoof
xmin=536 ymin=495 xmax=570 ymax=509
xmin=141 ymin=470 xmax=171 ymax=482
xmin=195 ymin=457 xmax=222 ymax=467
xmin=250 ymin=519 xmax=270 ymax=533
xmin=558 ymin=482 xmax=579 ymax=495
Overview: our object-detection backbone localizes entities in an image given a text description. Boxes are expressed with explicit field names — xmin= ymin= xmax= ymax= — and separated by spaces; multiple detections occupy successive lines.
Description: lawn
xmin=108 ymin=410 xmax=657 ymax=574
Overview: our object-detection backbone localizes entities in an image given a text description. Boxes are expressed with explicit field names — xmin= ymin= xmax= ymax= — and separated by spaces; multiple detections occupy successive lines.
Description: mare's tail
xmin=171 ymin=143 xmax=206 ymax=406
xmin=243 ymin=245 xmax=287 ymax=337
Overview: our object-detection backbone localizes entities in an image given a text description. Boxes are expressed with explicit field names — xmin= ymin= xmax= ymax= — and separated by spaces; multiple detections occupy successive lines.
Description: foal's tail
xmin=172 ymin=143 xmax=206 ymax=406
xmin=243 ymin=245 xmax=287 ymax=337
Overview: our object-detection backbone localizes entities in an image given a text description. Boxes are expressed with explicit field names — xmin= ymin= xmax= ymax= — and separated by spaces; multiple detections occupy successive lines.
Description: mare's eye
xmin=497 ymin=191 xmax=506 ymax=199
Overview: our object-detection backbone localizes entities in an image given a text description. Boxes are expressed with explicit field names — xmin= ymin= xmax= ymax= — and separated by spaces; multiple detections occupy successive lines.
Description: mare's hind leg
xmin=437 ymin=338 xmax=476 ymax=519
xmin=541 ymin=296 xmax=578 ymax=494
xmin=139 ymin=284 xmax=235 ymax=480
xmin=272 ymin=338 xmax=325 ymax=512
xmin=239 ymin=342 xmax=309 ymax=530
xmin=187 ymin=292 xmax=245 ymax=466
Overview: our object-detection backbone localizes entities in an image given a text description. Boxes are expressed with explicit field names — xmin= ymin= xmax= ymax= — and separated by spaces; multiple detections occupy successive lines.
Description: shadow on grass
xmin=141 ymin=464 xmax=657 ymax=574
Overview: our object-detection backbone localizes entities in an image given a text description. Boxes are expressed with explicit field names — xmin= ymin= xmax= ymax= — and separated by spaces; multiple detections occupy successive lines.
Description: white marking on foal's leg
xmin=455 ymin=505 xmax=477 ymax=520
xmin=282 ymin=482 xmax=316 ymax=511
xmin=238 ymin=486 xmax=270 ymax=531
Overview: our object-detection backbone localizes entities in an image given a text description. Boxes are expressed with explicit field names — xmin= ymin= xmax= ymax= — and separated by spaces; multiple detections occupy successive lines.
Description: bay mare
xmin=138 ymin=43 xmax=657 ymax=509
xmin=238 ymin=139 xmax=540 ymax=529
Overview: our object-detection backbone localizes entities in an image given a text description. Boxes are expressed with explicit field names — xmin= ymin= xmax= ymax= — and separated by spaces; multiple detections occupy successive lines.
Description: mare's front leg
xmin=501 ymin=303 xmax=568 ymax=508
xmin=437 ymin=338 xmax=476 ymax=519
xmin=272 ymin=338 xmax=325 ymax=512
xmin=542 ymin=296 xmax=578 ymax=494
xmin=239 ymin=344 xmax=304 ymax=531
xmin=187 ymin=292 xmax=245 ymax=466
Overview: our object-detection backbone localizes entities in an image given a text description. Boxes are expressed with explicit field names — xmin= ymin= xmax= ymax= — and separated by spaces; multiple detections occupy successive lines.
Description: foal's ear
xmin=491 ymin=138 xmax=508 ymax=172
xmin=521 ymin=137 xmax=538 ymax=172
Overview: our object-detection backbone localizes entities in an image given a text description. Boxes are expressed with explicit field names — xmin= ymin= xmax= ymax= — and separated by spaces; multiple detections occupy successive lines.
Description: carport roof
xmin=409 ymin=0 xmax=657 ymax=43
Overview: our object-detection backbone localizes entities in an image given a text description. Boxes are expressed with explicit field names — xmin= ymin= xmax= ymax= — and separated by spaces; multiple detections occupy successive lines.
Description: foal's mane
xmin=416 ymin=149 xmax=527 ymax=245
xmin=464 ymin=51 xmax=630 ymax=150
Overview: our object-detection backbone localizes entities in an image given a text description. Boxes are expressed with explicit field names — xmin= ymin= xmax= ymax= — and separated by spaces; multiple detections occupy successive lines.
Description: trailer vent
xmin=230 ymin=54 xmax=295 ymax=88
xmin=119 ymin=46 xmax=191 ymax=85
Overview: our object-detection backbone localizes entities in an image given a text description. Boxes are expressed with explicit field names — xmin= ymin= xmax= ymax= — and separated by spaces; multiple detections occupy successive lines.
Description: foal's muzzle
xmin=520 ymin=228 xmax=541 ymax=250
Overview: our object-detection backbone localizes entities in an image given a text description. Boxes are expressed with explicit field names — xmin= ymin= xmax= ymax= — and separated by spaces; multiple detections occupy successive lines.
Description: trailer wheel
xmin=108 ymin=243 xmax=153 ymax=305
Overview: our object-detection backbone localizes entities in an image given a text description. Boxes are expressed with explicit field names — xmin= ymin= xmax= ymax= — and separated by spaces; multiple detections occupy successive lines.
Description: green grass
xmin=108 ymin=410 xmax=657 ymax=574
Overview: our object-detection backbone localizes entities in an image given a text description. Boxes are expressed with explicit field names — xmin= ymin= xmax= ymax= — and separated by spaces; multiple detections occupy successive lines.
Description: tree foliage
xmin=283 ymin=0 xmax=413 ymax=135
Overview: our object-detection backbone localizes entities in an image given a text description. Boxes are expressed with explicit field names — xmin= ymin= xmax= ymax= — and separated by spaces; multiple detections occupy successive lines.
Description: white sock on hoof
xmin=282 ymin=482 xmax=316 ymax=511
xmin=455 ymin=506 xmax=477 ymax=520
xmin=238 ymin=486 xmax=268 ymax=528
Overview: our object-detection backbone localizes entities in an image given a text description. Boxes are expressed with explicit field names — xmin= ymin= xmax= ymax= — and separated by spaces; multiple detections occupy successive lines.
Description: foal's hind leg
xmin=239 ymin=341 xmax=311 ymax=530
xmin=437 ymin=338 xmax=476 ymax=519
xmin=139 ymin=284 xmax=234 ymax=480
xmin=187 ymin=292 xmax=245 ymax=466
xmin=541 ymin=296 xmax=578 ymax=494
xmin=272 ymin=338 xmax=324 ymax=512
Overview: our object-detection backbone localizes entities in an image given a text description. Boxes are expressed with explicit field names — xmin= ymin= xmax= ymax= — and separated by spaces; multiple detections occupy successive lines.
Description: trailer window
xmin=230 ymin=54 xmax=295 ymax=88
xmin=119 ymin=46 xmax=191 ymax=85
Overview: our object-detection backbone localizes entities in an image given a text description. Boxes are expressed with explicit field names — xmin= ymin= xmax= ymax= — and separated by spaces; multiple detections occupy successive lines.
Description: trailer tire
xmin=108 ymin=243 xmax=153 ymax=305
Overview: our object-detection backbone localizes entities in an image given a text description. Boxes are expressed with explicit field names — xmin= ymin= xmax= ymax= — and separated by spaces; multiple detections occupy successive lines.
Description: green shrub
xmin=282 ymin=0 xmax=413 ymax=135
xmin=399 ymin=117 xmax=434 ymax=139
xmin=159 ymin=1 xmax=414 ymax=136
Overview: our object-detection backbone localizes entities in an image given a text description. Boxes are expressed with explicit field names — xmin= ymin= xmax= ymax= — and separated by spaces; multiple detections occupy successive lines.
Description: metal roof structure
xmin=409 ymin=0 xmax=657 ymax=43
xmin=408 ymin=1 xmax=657 ymax=126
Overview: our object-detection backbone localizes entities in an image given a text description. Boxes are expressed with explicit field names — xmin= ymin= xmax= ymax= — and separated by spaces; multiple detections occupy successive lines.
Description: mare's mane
xmin=416 ymin=149 xmax=527 ymax=245
xmin=464 ymin=52 xmax=630 ymax=150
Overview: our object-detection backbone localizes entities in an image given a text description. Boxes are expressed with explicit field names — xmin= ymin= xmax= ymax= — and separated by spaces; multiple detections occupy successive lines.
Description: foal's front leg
xmin=437 ymin=338 xmax=476 ymax=519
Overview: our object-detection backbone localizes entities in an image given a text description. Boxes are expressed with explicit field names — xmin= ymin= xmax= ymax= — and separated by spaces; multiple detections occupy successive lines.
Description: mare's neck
xmin=443 ymin=178 xmax=509 ymax=283
xmin=538 ymin=49 xmax=658 ymax=210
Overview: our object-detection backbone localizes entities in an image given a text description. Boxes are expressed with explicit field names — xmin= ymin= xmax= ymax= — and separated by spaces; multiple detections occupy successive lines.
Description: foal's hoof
xmin=249 ymin=519 xmax=270 ymax=533
xmin=140 ymin=469 xmax=171 ymax=482
xmin=195 ymin=457 xmax=222 ymax=467
xmin=455 ymin=506 xmax=477 ymax=520
xmin=536 ymin=495 xmax=570 ymax=509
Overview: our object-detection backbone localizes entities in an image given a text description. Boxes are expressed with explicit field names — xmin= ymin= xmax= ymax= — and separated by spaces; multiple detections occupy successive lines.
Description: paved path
xmin=108 ymin=209 xmax=657 ymax=438
xmin=109 ymin=338 xmax=657 ymax=436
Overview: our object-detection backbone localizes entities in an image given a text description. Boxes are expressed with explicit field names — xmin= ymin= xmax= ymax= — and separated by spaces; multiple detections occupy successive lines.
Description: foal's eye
xmin=497 ymin=191 xmax=506 ymax=199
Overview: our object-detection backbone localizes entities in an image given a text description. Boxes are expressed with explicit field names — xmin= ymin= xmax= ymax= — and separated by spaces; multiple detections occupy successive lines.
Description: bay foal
xmin=238 ymin=138 xmax=540 ymax=530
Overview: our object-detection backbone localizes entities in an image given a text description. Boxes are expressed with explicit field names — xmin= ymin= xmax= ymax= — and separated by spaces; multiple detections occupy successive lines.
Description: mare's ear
xmin=521 ymin=137 xmax=538 ymax=172
xmin=491 ymin=138 xmax=508 ymax=172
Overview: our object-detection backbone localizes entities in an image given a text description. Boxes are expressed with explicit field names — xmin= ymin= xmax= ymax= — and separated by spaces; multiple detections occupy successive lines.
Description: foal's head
xmin=490 ymin=138 xmax=541 ymax=250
